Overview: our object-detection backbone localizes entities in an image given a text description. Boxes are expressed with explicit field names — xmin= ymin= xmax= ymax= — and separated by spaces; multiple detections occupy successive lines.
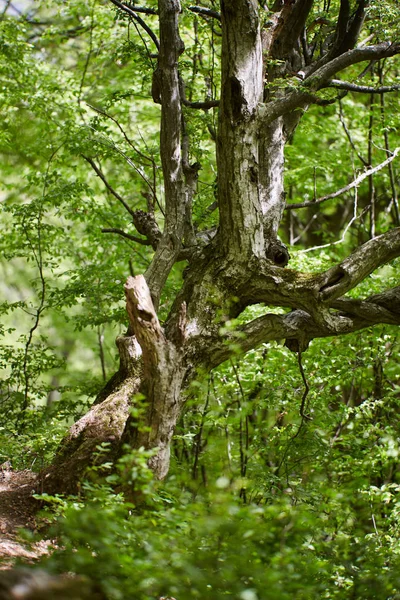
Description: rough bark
xmin=217 ymin=0 xmax=264 ymax=258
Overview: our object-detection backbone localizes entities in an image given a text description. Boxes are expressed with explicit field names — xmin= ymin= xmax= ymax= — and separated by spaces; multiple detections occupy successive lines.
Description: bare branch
xmin=82 ymin=154 xmax=137 ymax=219
xmin=86 ymin=103 xmax=156 ymax=166
xmin=188 ymin=6 xmax=221 ymax=21
xmin=182 ymin=98 xmax=220 ymax=109
xmin=83 ymin=156 xmax=161 ymax=246
xmin=327 ymin=79 xmax=400 ymax=93
xmin=125 ymin=4 xmax=157 ymax=15
xmin=338 ymin=99 xmax=368 ymax=166
xmin=286 ymin=147 xmax=400 ymax=210
xmin=108 ymin=0 xmax=160 ymax=49
xmin=101 ymin=228 xmax=152 ymax=245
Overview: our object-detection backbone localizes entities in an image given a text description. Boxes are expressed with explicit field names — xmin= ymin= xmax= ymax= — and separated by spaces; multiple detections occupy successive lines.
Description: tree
xmin=1 ymin=0 xmax=400 ymax=494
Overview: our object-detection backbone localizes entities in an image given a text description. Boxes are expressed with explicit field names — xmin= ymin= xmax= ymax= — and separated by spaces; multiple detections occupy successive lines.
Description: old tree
xmin=40 ymin=0 xmax=400 ymax=493
xmin=2 ymin=0 xmax=400 ymax=495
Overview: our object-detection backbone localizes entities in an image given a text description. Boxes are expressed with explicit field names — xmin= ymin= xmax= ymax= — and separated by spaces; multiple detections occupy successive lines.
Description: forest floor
xmin=0 ymin=470 xmax=51 ymax=569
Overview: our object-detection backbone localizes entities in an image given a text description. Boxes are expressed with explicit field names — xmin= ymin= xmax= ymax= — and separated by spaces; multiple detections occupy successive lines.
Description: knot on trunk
xmin=266 ymin=238 xmax=290 ymax=267
xmin=132 ymin=209 xmax=162 ymax=249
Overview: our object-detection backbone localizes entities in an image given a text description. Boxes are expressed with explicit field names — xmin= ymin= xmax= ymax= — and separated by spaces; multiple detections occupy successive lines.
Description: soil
xmin=0 ymin=469 xmax=51 ymax=569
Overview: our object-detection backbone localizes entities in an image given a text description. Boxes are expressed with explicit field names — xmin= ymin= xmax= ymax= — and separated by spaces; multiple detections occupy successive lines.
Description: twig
xmin=286 ymin=147 xmax=400 ymax=210
xmin=108 ymin=0 xmax=160 ymax=49
xmin=300 ymin=186 xmax=366 ymax=253
xmin=77 ymin=3 xmax=95 ymax=104
xmin=0 ymin=0 xmax=12 ymax=21
xmin=378 ymin=63 xmax=400 ymax=225
xmin=18 ymin=146 xmax=62 ymax=423
xmin=86 ymin=103 xmax=155 ymax=166
xmin=82 ymin=155 xmax=137 ymax=219
xmin=192 ymin=378 xmax=211 ymax=480
xmin=367 ymin=90 xmax=376 ymax=238
xmin=328 ymin=79 xmax=400 ymax=93
xmin=97 ymin=327 xmax=107 ymax=381
xmin=339 ymin=99 xmax=368 ymax=166
xmin=231 ymin=360 xmax=249 ymax=502
xmin=297 ymin=351 xmax=311 ymax=421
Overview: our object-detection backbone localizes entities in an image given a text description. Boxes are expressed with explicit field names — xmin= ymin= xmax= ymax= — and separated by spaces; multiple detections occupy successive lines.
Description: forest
xmin=0 ymin=0 xmax=400 ymax=597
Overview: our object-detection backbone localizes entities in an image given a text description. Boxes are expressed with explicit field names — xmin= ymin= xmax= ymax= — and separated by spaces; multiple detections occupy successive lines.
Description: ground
xmin=0 ymin=470 xmax=50 ymax=569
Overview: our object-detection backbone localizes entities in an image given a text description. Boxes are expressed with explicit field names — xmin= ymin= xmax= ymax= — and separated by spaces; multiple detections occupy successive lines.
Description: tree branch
xmin=329 ymin=0 xmax=368 ymax=59
xmin=330 ymin=287 xmax=400 ymax=325
xmin=83 ymin=156 xmax=161 ymax=246
xmin=286 ymin=147 xmax=400 ymax=210
xmin=182 ymin=98 xmax=220 ymax=110
xmin=82 ymin=155 xmax=137 ymax=219
xmin=101 ymin=228 xmax=152 ymax=245
xmin=269 ymin=0 xmax=314 ymax=59
xmin=108 ymin=0 xmax=160 ymax=49
xmin=338 ymin=99 xmax=368 ymax=166
xmin=144 ymin=0 xmax=187 ymax=308
xmin=318 ymin=228 xmax=400 ymax=302
xmin=305 ymin=43 xmax=400 ymax=91
xmin=206 ymin=285 xmax=400 ymax=369
xmin=125 ymin=4 xmax=157 ymax=15
xmin=188 ymin=6 xmax=221 ymax=21
xmin=327 ymin=79 xmax=400 ymax=93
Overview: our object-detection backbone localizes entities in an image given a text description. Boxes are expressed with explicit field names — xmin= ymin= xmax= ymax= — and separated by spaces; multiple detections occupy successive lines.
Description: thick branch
xmin=286 ymin=147 xmax=400 ymax=209
xmin=207 ymin=286 xmax=400 ymax=369
xmin=329 ymin=0 xmax=368 ymax=59
xmin=145 ymin=0 xmax=187 ymax=307
xmin=305 ymin=43 xmax=400 ymax=90
xmin=260 ymin=43 xmax=400 ymax=124
xmin=330 ymin=287 xmax=400 ymax=325
xmin=182 ymin=98 xmax=220 ymax=110
xmin=188 ymin=6 xmax=221 ymax=21
xmin=318 ymin=228 xmax=400 ymax=302
xmin=269 ymin=0 xmax=314 ymax=60
xmin=215 ymin=228 xmax=400 ymax=336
